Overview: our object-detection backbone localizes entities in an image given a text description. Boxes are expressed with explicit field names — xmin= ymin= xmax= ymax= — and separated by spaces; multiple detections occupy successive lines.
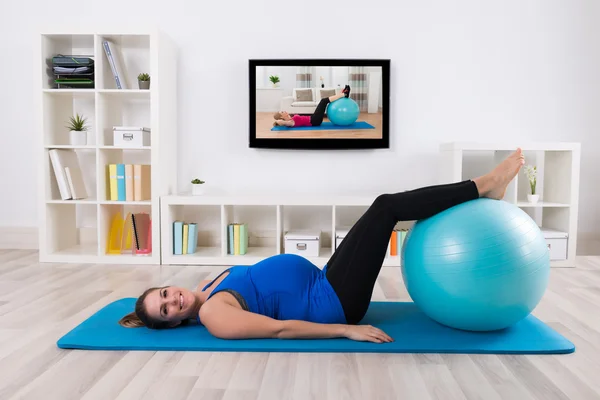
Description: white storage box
xmin=335 ymin=228 xmax=350 ymax=249
xmin=113 ymin=126 xmax=151 ymax=147
xmin=542 ymin=228 xmax=568 ymax=261
xmin=284 ymin=230 xmax=321 ymax=257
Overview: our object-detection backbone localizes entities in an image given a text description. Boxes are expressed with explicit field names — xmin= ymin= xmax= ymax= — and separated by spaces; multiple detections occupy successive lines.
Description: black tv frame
xmin=249 ymin=59 xmax=390 ymax=150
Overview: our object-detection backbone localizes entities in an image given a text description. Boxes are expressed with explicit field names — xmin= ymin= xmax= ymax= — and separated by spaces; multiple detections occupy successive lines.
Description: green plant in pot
xmin=523 ymin=165 xmax=539 ymax=203
xmin=191 ymin=178 xmax=205 ymax=195
xmin=66 ymin=113 xmax=89 ymax=146
xmin=138 ymin=73 xmax=150 ymax=90
xmin=269 ymin=75 xmax=280 ymax=88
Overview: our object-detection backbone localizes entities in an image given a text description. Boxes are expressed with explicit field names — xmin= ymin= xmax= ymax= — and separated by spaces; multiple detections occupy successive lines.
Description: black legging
xmin=325 ymin=180 xmax=480 ymax=324
xmin=310 ymin=98 xmax=330 ymax=126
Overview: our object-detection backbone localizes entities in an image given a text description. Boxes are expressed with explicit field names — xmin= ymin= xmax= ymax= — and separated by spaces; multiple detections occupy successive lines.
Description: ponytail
xmin=118 ymin=311 xmax=145 ymax=328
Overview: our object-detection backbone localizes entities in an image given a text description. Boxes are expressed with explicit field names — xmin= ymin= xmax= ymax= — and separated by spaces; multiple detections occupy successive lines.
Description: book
xmin=133 ymin=164 xmax=151 ymax=201
xmin=239 ymin=223 xmax=248 ymax=255
xmin=173 ymin=221 xmax=183 ymax=255
xmin=183 ymin=224 xmax=189 ymax=255
xmin=49 ymin=149 xmax=87 ymax=200
xmin=102 ymin=40 xmax=128 ymax=89
xmin=187 ymin=223 xmax=198 ymax=254
xmin=108 ymin=164 xmax=118 ymax=200
xmin=116 ymin=164 xmax=126 ymax=201
xmin=228 ymin=224 xmax=234 ymax=254
xmin=125 ymin=164 xmax=134 ymax=201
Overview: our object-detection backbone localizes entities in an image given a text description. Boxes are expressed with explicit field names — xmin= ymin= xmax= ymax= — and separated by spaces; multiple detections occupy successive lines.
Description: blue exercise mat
xmin=56 ymin=298 xmax=574 ymax=354
xmin=271 ymin=121 xmax=375 ymax=131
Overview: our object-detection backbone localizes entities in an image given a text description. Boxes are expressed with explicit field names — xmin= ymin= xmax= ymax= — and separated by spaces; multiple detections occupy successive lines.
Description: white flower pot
xmin=69 ymin=130 xmax=87 ymax=146
xmin=527 ymin=194 xmax=539 ymax=204
xmin=192 ymin=185 xmax=205 ymax=195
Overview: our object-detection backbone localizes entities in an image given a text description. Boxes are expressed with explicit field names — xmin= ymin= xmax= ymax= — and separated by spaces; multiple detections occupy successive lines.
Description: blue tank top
xmin=200 ymin=254 xmax=346 ymax=324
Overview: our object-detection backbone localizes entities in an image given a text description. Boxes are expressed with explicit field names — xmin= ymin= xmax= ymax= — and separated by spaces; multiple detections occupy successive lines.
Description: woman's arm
xmin=274 ymin=120 xmax=295 ymax=127
xmin=199 ymin=300 xmax=393 ymax=343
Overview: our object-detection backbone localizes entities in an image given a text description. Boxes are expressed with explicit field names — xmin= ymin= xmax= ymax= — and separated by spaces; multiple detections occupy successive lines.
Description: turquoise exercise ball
xmin=401 ymin=198 xmax=550 ymax=332
xmin=327 ymin=97 xmax=360 ymax=126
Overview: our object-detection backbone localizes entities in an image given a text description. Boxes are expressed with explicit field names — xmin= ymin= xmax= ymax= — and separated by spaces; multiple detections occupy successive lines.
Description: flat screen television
xmin=249 ymin=59 xmax=390 ymax=150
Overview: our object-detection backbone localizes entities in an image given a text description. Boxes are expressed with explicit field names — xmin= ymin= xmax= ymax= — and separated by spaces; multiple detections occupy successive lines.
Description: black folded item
xmin=52 ymin=55 xmax=94 ymax=68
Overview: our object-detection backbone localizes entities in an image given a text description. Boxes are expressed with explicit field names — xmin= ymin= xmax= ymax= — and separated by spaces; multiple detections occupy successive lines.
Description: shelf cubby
xmin=97 ymin=92 xmax=150 ymax=147
xmin=41 ymin=203 xmax=98 ymax=262
xmin=223 ymin=205 xmax=278 ymax=258
xmin=98 ymin=148 xmax=151 ymax=202
xmin=96 ymin=34 xmax=150 ymax=90
xmin=40 ymin=34 xmax=95 ymax=90
xmin=98 ymin=203 xmax=153 ymax=261
xmin=279 ymin=205 xmax=333 ymax=259
xmin=44 ymin=148 xmax=97 ymax=202
xmin=43 ymin=91 xmax=95 ymax=146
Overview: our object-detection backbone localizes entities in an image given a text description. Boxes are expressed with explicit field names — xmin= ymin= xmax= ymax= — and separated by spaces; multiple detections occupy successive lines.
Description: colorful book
xmin=173 ymin=221 xmax=183 ymax=255
xmin=125 ymin=164 xmax=134 ymax=201
xmin=187 ymin=223 xmax=198 ymax=254
xmin=133 ymin=164 xmax=151 ymax=201
xmin=116 ymin=164 xmax=126 ymax=201
xmin=182 ymin=224 xmax=189 ymax=255
xmin=239 ymin=223 xmax=248 ymax=255
xmin=390 ymin=230 xmax=398 ymax=256
xmin=233 ymin=224 xmax=240 ymax=255
xmin=228 ymin=224 xmax=234 ymax=255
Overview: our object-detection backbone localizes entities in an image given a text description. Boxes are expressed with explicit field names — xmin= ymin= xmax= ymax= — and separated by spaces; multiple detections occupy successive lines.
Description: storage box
xmin=335 ymin=228 xmax=349 ymax=249
xmin=113 ymin=126 xmax=151 ymax=147
xmin=284 ymin=230 xmax=321 ymax=257
xmin=542 ymin=228 xmax=568 ymax=261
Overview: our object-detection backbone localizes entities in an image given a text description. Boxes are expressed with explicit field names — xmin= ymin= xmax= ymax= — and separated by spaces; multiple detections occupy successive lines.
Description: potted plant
xmin=191 ymin=178 xmax=205 ymax=195
xmin=523 ymin=165 xmax=538 ymax=203
xmin=269 ymin=75 xmax=280 ymax=88
xmin=66 ymin=113 xmax=89 ymax=146
xmin=138 ymin=73 xmax=150 ymax=90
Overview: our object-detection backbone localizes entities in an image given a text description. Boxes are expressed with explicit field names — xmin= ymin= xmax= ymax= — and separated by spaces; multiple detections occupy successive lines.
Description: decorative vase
xmin=138 ymin=80 xmax=150 ymax=90
xmin=527 ymin=194 xmax=539 ymax=204
xmin=69 ymin=130 xmax=87 ymax=146
xmin=321 ymin=83 xmax=324 ymax=88
xmin=192 ymin=184 xmax=205 ymax=195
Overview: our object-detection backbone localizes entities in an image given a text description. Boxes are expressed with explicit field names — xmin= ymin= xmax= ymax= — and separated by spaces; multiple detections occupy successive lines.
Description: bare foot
xmin=474 ymin=148 xmax=525 ymax=199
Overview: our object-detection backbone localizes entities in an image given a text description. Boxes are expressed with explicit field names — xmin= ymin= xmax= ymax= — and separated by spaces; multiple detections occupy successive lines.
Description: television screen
xmin=249 ymin=59 xmax=390 ymax=150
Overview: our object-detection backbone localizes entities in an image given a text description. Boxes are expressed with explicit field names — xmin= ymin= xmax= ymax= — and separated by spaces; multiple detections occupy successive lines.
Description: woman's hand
xmin=343 ymin=325 xmax=394 ymax=343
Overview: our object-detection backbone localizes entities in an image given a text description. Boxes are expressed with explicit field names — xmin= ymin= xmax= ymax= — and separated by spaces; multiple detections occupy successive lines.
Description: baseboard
xmin=0 ymin=227 xmax=38 ymax=249
xmin=0 ymin=227 xmax=97 ymax=250
xmin=577 ymin=232 xmax=600 ymax=256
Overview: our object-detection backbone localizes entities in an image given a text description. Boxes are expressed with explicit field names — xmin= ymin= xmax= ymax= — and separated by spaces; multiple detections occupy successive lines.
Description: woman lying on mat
xmin=119 ymin=149 xmax=525 ymax=343
xmin=272 ymin=85 xmax=351 ymax=128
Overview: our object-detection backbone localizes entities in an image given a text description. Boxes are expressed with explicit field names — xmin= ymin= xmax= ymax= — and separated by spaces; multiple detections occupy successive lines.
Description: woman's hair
xmin=118 ymin=287 xmax=170 ymax=329
xmin=273 ymin=112 xmax=282 ymax=120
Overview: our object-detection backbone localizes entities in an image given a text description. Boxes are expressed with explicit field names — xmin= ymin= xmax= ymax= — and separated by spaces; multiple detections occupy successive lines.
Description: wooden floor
xmin=256 ymin=112 xmax=383 ymax=139
xmin=1 ymin=250 xmax=600 ymax=400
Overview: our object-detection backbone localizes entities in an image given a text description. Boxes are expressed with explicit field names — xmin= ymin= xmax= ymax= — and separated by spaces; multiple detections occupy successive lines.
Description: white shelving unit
xmin=161 ymin=195 xmax=412 ymax=267
xmin=35 ymin=28 xmax=178 ymax=264
xmin=439 ymin=142 xmax=581 ymax=267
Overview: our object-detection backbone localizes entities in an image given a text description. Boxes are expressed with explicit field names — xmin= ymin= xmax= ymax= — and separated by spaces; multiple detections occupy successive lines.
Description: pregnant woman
xmin=272 ymin=85 xmax=351 ymax=128
xmin=119 ymin=149 xmax=525 ymax=343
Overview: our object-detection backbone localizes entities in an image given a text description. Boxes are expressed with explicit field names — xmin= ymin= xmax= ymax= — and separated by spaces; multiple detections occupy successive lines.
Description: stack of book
xmin=227 ymin=223 xmax=248 ymax=255
xmin=107 ymin=164 xmax=151 ymax=201
xmin=173 ymin=221 xmax=199 ymax=255
xmin=51 ymin=55 xmax=94 ymax=89
xmin=388 ymin=228 xmax=409 ymax=257
xmin=48 ymin=149 xmax=88 ymax=200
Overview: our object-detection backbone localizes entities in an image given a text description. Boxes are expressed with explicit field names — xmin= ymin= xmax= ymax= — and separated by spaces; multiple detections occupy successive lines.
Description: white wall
xmin=1 ymin=0 xmax=599 ymax=244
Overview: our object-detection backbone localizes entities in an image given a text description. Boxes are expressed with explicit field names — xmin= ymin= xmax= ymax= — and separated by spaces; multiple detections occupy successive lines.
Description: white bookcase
xmin=161 ymin=195 xmax=413 ymax=267
xmin=35 ymin=28 xmax=177 ymax=264
xmin=439 ymin=142 xmax=581 ymax=267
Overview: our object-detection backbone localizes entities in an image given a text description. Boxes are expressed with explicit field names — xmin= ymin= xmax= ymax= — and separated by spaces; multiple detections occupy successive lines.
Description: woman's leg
xmin=325 ymin=149 xmax=525 ymax=324
xmin=310 ymin=86 xmax=350 ymax=126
